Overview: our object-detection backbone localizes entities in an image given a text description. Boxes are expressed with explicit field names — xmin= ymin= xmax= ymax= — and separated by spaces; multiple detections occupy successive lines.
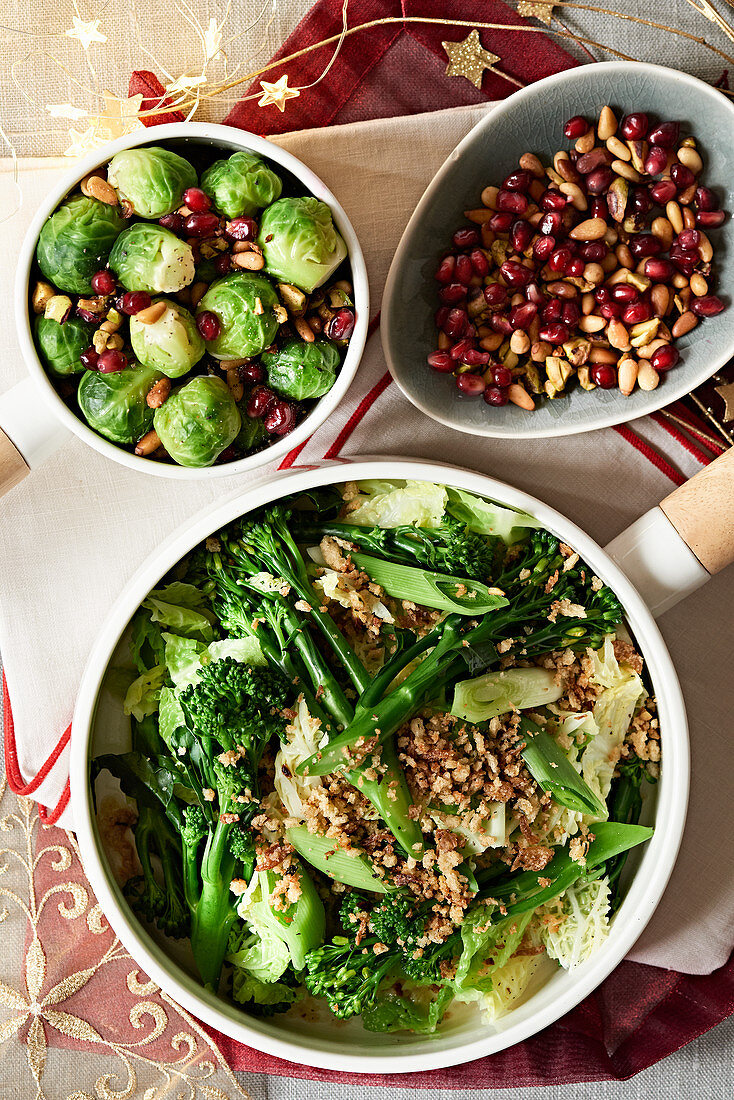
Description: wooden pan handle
xmin=660 ymin=446 xmax=734 ymax=575
xmin=0 ymin=427 xmax=30 ymax=497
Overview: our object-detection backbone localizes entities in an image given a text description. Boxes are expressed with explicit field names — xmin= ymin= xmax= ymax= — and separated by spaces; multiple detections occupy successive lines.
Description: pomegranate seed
xmin=121 ymin=291 xmax=151 ymax=315
xmin=631 ymin=188 xmax=653 ymax=216
xmin=695 ymin=186 xmax=719 ymax=212
xmin=77 ymin=307 xmax=100 ymax=323
xmin=612 ymin=284 xmax=639 ymax=303
xmin=670 ymin=249 xmax=697 ymax=276
xmin=696 ymin=209 xmax=726 ymax=228
xmin=91 ymin=269 xmax=116 ymax=295
xmin=539 ymin=211 xmax=564 ymax=237
xmin=502 ymin=170 xmax=533 ymax=192
xmin=587 ymin=167 xmax=614 ymax=194
xmin=629 ymin=233 xmax=663 ymax=258
xmin=327 ymin=308 xmax=355 ymax=340
xmin=622 ymin=301 xmax=652 ymax=325
xmin=650 ymin=345 xmax=680 ymax=372
xmin=647 ymin=121 xmax=679 ymax=148
xmin=247 ymin=385 xmax=276 ymax=418
xmin=533 ymin=236 xmax=555 ymax=261
xmin=562 ymin=301 xmax=580 ymax=327
xmin=226 ymin=216 xmax=258 ymax=241
xmin=644 ymin=146 xmax=668 ymax=176
xmin=542 ymin=298 xmax=563 ymax=323
xmin=650 ymin=180 xmax=677 ymax=204
xmin=435 ymin=306 xmax=449 ymax=329
xmin=450 ymin=338 xmax=476 ymax=361
xmin=510 ymin=303 xmax=537 ymax=330
xmin=453 ymin=227 xmax=480 ymax=249
xmin=196 ymin=310 xmax=221 ymax=340
xmin=159 ymin=213 xmax=184 ymax=233
xmin=620 ymin=113 xmax=649 ymax=140
xmin=691 ymin=295 xmax=725 ymax=317
xmin=579 ymin=241 xmax=607 ymax=261
xmin=670 ymin=162 xmax=695 ymax=189
xmin=677 ymin=228 xmax=701 ymax=251
xmin=217 ymin=445 xmax=238 ymax=463
xmin=492 ymin=365 xmax=513 ymax=387
xmin=80 ymin=347 xmax=99 ymax=370
xmin=439 ymin=282 xmax=468 ymax=305
xmin=500 ymin=260 xmax=533 ymax=287
xmin=564 ymin=115 xmax=589 ymax=139
xmin=241 ymin=363 xmax=264 ymax=383
xmin=456 ymin=372 xmax=486 ymax=395
xmin=488 ymin=212 xmax=514 ymax=233
xmin=470 ymin=248 xmax=490 ymax=276
xmin=600 ymin=302 xmax=623 ymax=320
xmin=185 ymin=212 xmax=221 ymax=238
xmin=541 ymin=189 xmax=567 ymax=212
xmin=549 ymin=247 xmax=572 ymax=273
xmin=455 ymin=254 xmax=474 ymax=285
xmin=590 ymin=198 xmax=608 ymax=220
xmin=435 ymin=256 xmax=456 ymax=283
xmin=97 ymin=349 xmax=126 ymax=373
xmin=594 ymin=286 xmax=612 ymax=304
xmin=590 ymin=363 xmax=617 ymax=388
xmin=427 ymin=351 xmax=454 ymax=373
xmin=264 ymin=399 xmax=297 ymax=435
xmin=644 ymin=258 xmax=675 ymax=281
xmin=489 ymin=313 xmax=514 ymax=335
xmin=511 ymin=220 xmax=534 ymax=253
xmin=483 ymin=283 xmax=508 ymax=306
xmin=497 ymin=190 xmax=529 ymax=215
xmin=444 ymin=308 xmax=470 ymax=338
xmin=538 ymin=322 xmax=569 ymax=344
xmin=215 ymin=253 xmax=231 ymax=275
xmin=566 ymin=256 xmax=586 ymax=277
xmin=484 ymin=385 xmax=509 ymax=406
xmin=526 ymin=282 xmax=547 ymax=307
xmin=183 ymin=187 xmax=212 ymax=213
xmin=462 ymin=348 xmax=490 ymax=367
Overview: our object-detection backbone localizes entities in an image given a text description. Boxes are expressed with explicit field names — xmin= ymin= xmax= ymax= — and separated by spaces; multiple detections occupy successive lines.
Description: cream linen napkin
xmin=1 ymin=105 xmax=732 ymax=974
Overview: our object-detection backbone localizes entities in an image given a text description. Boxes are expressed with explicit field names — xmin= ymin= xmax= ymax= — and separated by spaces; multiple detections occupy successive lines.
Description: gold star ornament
xmin=442 ymin=30 xmax=501 ymax=90
xmin=257 ymin=75 xmax=300 ymax=113
xmin=517 ymin=1 xmax=557 ymax=25
xmin=65 ymin=17 xmax=107 ymax=49
xmin=714 ymin=381 xmax=734 ymax=422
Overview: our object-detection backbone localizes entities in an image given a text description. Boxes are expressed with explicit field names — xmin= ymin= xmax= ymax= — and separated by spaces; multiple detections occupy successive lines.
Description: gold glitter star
xmin=257 ymin=75 xmax=300 ymax=113
xmin=65 ymin=17 xmax=107 ymax=49
xmin=714 ymin=381 xmax=734 ymax=422
xmin=517 ymin=0 xmax=557 ymax=24
xmin=442 ymin=30 xmax=501 ymax=90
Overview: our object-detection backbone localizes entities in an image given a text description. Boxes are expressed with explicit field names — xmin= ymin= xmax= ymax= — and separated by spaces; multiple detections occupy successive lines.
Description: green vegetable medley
xmin=94 ymin=479 xmax=658 ymax=1033
xmin=32 ymin=142 xmax=354 ymax=467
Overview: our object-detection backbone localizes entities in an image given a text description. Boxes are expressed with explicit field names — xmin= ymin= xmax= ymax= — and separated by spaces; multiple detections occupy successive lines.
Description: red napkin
xmin=124 ymin=0 xmax=734 ymax=1084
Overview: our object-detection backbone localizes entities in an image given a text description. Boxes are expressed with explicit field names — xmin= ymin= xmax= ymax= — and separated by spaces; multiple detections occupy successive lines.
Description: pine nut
xmin=671 ymin=272 xmax=689 ymax=289
xmin=531 ymin=340 xmax=552 ymax=361
xmin=189 ymin=281 xmax=208 ymax=308
xmin=465 ymin=208 xmax=493 ymax=224
xmin=438 ymin=331 xmax=451 ymax=350
xmin=146 ymin=378 xmax=171 ymax=408
xmin=682 ymin=206 xmax=696 ymax=230
xmin=637 ymin=361 xmax=660 ymax=390
xmin=546 ymin=281 xmax=577 ymax=299
xmin=575 ymin=130 xmax=596 ymax=154
xmin=678 ymin=185 xmax=696 ymax=206
xmin=579 ymin=314 xmax=605 ymax=333
xmin=607 ymin=319 xmax=631 ymax=350
xmin=226 ymin=367 xmax=244 ymax=402
xmin=639 ymin=338 xmax=669 ymax=360
xmin=581 ymin=292 xmax=595 ymax=315
xmin=589 ymin=347 xmax=618 ymax=364
xmin=583 ymin=263 xmax=605 ymax=285
xmin=82 ymin=175 xmax=119 ymax=205
xmin=690 ymin=273 xmax=708 ymax=297
xmin=232 ymin=251 xmax=265 ymax=271
xmin=519 ymin=153 xmax=544 ymax=178
xmin=510 ymin=330 xmax=531 ymax=354
xmin=618 ymin=355 xmax=639 ymax=395
xmin=615 ymin=243 xmax=634 ymax=269
xmin=135 ymin=301 xmax=167 ymax=325
xmin=612 ymin=160 xmax=641 ymax=183
xmin=569 ymin=217 xmax=607 ymax=241
xmin=606 ymin=136 xmax=630 ymax=160
xmin=598 ymin=105 xmax=618 ymax=141
xmin=650 ymin=285 xmax=671 ymax=317
xmin=651 ymin=217 xmax=673 ymax=249
xmin=698 ymin=231 xmax=713 ymax=263
xmin=481 ymin=185 xmax=499 ymax=209
xmin=294 ymin=317 xmax=315 ymax=342
xmin=560 ymin=182 xmax=587 ymax=210
xmin=677 ymin=147 xmax=703 ymax=175
xmin=135 ymin=430 xmax=161 ymax=456
xmin=507 ymin=383 xmax=535 ymax=411
xmin=480 ymin=333 xmax=504 ymax=352
xmin=671 ymin=311 xmax=699 ymax=337
xmin=666 ymin=201 xmax=684 ymax=234
xmin=99 ymin=318 xmax=121 ymax=334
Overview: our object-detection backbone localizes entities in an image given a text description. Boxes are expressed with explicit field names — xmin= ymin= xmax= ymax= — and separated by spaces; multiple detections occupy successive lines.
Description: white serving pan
xmin=0 ymin=123 xmax=368 ymax=492
xmin=70 ymin=450 xmax=734 ymax=1073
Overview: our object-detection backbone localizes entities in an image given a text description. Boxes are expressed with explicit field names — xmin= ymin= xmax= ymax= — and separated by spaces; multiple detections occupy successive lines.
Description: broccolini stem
xmin=190 ymin=815 xmax=238 ymax=991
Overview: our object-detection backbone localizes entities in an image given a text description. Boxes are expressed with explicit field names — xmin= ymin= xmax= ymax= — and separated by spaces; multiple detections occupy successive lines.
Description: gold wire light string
xmin=686 ymin=0 xmax=734 ymax=44
xmin=296 ymin=0 xmax=349 ymax=91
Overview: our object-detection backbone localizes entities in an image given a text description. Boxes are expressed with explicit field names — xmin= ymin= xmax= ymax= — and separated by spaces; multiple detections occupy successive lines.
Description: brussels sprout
xmin=235 ymin=412 xmax=268 ymax=453
xmin=34 ymin=315 xmax=92 ymax=377
xmin=258 ymin=197 xmax=348 ymax=293
xmin=107 ymin=147 xmax=197 ymax=219
xmin=262 ymin=339 xmax=339 ymax=400
xmin=129 ymin=299 xmax=204 ymax=378
xmin=153 ymin=376 xmax=241 ymax=467
xmin=78 ymin=363 xmax=162 ymax=444
xmin=36 ymin=194 xmax=126 ymax=295
xmin=109 ymin=223 xmax=195 ymax=294
xmin=201 ymin=151 xmax=282 ymax=219
xmin=196 ymin=274 xmax=280 ymax=360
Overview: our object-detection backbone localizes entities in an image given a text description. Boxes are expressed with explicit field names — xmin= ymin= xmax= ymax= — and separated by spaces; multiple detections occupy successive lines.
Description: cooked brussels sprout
xmin=201 ymin=151 xmax=282 ymax=219
xmin=258 ymin=197 xmax=347 ymax=293
xmin=107 ymin=147 xmax=197 ymax=219
xmin=34 ymin=315 xmax=92 ymax=377
xmin=129 ymin=299 xmax=204 ymax=378
xmin=36 ymin=194 xmax=126 ymax=295
xmin=196 ymin=274 xmax=280 ymax=360
xmin=235 ymin=411 xmax=268 ymax=453
xmin=153 ymin=376 xmax=241 ymax=467
xmin=262 ymin=339 xmax=339 ymax=400
xmin=109 ymin=223 xmax=195 ymax=294
xmin=78 ymin=363 xmax=162 ymax=444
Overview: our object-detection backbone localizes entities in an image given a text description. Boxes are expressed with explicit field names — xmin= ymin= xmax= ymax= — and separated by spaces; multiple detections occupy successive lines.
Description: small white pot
xmin=5 ymin=123 xmax=368 ymax=484
xmin=69 ymin=454 xmax=717 ymax=1074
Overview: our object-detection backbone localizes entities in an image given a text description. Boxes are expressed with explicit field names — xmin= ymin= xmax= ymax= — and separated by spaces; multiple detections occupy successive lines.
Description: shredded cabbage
xmin=539 ymin=876 xmax=611 ymax=970
xmin=446 ymin=487 xmax=539 ymax=544
xmin=312 ymin=569 xmax=394 ymax=622
xmin=428 ymin=803 xmax=506 ymax=854
xmin=480 ymin=955 xmax=543 ymax=1020
xmin=123 ymin=664 xmax=167 ymax=720
xmin=345 ymin=479 xmax=447 ymax=528
xmin=274 ymin=696 xmax=324 ymax=819
xmin=582 ymin=637 xmax=644 ymax=800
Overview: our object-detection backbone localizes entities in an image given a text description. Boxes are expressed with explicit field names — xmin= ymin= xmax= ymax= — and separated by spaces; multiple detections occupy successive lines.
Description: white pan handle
xmin=0 ymin=378 xmax=71 ymax=497
xmin=605 ymin=446 xmax=734 ymax=617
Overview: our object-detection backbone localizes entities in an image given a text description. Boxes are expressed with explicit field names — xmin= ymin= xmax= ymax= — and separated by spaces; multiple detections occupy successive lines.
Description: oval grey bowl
xmin=382 ymin=62 xmax=734 ymax=439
